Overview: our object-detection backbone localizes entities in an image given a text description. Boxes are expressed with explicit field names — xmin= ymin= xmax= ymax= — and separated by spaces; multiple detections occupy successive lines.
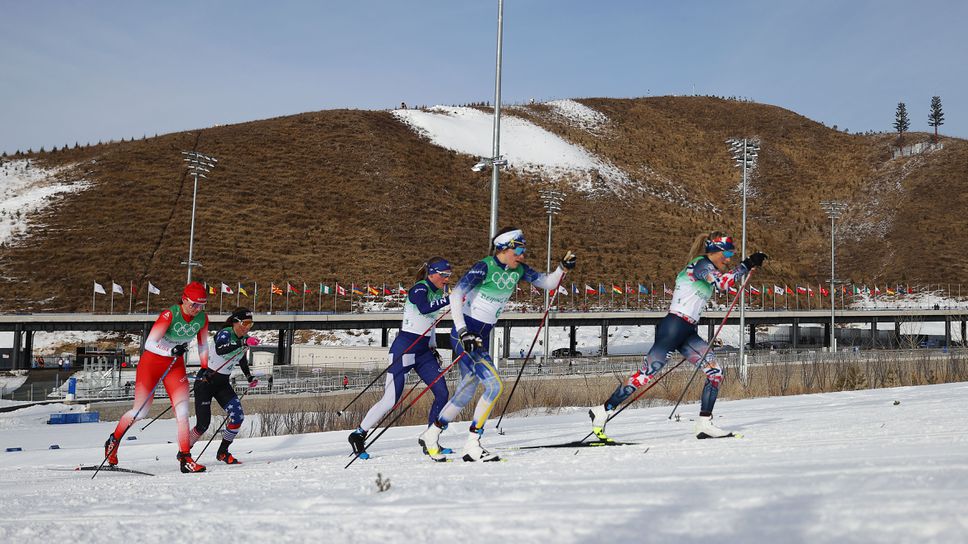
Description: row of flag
xmin=92 ymin=280 xmax=931 ymax=300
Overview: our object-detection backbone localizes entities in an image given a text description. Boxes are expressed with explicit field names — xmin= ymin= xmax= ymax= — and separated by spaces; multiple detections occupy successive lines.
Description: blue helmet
xmin=493 ymin=229 xmax=526 ymax=253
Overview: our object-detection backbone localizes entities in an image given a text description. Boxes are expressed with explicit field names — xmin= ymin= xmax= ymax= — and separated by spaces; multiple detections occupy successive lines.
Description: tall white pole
xmin=543 ymin=211 xmax=552 ymax=363
xmin=739 ymin=139 xmax=748 ymax=382
xmin=187 ymin=171 xmax=199 ymax=283
xmin=830 ymin=214 xmax=836 ymax=351
xmin=489 ymin=0 xmax=504 ymax=245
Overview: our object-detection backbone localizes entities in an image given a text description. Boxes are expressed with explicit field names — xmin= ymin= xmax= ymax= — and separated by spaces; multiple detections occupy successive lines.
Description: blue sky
xmin=1 ymin=1 xmax=965 ymax=154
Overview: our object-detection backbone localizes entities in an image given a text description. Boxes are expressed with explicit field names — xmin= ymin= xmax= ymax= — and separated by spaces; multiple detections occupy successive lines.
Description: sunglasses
xmin=513 ymin=246 xmax=526 ymax=256
xmin=238 ymin=320 xmax=254 ymax=327
xmin=187 ymin=301 xmax=206 ymax=310
xmin=723 ymin=250 xmax=735 ymax=258
xmin=437 ymin=271 xmax=452 ymax=278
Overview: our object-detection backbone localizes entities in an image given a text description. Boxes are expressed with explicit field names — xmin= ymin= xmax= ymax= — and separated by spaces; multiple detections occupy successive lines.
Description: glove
xmin=457 ymin=327 xmax=482 ymax=353
xmin=431 ymin=348 xmax=444 ymax=367
xmin=195 ymin=369 xmax=212 ymax=383
xmin=244 ymin=336 xmax=261 ymax=347
xmin=560 ymin=250 xmax=576 ymax=270
xmin=170 ymin=343 xmax=188 ymax=357
xmin=742 ymin=252 xmax=768 ymax=269
xmin=247 ymin=378 xmax=259 ymax=389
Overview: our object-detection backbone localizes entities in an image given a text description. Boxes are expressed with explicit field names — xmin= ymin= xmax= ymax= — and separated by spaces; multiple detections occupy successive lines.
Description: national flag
xmin=94 ymin=282 xmax=107 ymax=295
xmin=304 ymin=283 xmax=313 ymax=294
xmin=397 ymin=284 xmax=407 ymax=294
xmin=351 ymin=284 xmax=364 ymax=296
xmin=638 ymin=284 xmax=649 ymax=294
xmin=220 ymin=282 xmax=234 ymax=295
xmin=382 ymin=286 xmax=392 ymax=295
xmin=367 ymin=284 xmax=380 ymax=296
xmin=320 ymin=284 xmax=331 ymax=295
xmin=287 ymin=283 xmax=299 ymax=294
xmin=820 ymin=287 xmax=829 ymax=296
xmin=886 ymin=287 xmax=896 ymax=295
xmin=749 ymin=286 xmax=761 ymax=295
xmin=873 ymin=286 xmax=881 ymax=295
xmin=852 ymin=285 xmax=862 ymax=295
xmin=786 ymin=285 xmax=794 ymax=295
xmin=270 ymin=284 xmax=283 ymax=295
xmin=807 ymin=287 xmax=815 ymax=297
xmin=336 ymin=283 xmax=347 ymax=296
xmin=207 ymin=285 xmax=216 ymax=295
xmin=112 ymin=282 xmax=124 ymax=295
xmin=774 ymin=285 xmax=784 ymax=295
xmin=531 ymin=284 xmax=541 ymax=294
xmin=599 ymin=283 xmax=606 ymax=294
xmin=584 ymin=284 xmax=597 ymax=294
xmin=611 ymin=284 xmax=622 ymax=295
xmin=239 ymin=286 xmax=249 ymax=297
xmin=796 ymin=286 xmax=807 ymax=295
xmin=557 ymin=286 xmax=568 ymax=295
xmin=664 ymin=284 xmax=674 ymax=296
xmin=625 ymin=283 xmax=635 ymax=294
xmin=572 ymin=283 xmax=580 ymax=294
xmin=147 ymin=282 xmax=160 ymax=295
xmin=728 ymin=286 xmax=738 ymax=295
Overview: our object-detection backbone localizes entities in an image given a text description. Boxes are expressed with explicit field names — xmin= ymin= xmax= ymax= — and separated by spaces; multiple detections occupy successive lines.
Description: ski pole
xmin=92 ymin=351 xmax=182 ymax=479
xmin=140 ymin=348 xmax=249 ymax=431
xmin=493 ymin=271 xmax=567 ymax=433
xmin=336 ymin=310 xmax=450 ymax=416
xmin=667 ymin=268 xmax=756 ymax=419
xmin=345 ymin=352 xmax=465 ymax=469
xmin=197 ymin=386 xmax=252 ymax=460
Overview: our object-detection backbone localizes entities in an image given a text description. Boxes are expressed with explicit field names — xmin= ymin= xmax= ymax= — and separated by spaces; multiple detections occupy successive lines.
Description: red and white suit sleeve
xmin=196 ymin=316 xmax=210 ymax=369
xmin=144 ymin=310 xmax=174 ymax=357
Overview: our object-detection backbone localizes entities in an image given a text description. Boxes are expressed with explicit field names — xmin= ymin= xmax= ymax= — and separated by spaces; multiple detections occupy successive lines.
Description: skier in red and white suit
xmin=104 ymin=282 xmax=211 ymax=473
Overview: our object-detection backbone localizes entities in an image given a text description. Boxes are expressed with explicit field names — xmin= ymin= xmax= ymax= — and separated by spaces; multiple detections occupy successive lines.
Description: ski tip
xmin=336 ymin=411 xmax=344 ymax=417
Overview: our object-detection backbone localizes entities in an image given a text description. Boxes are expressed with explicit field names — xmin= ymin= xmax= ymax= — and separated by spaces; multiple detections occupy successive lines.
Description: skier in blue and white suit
xmin=348 ymin=258 xmax=452 ymax=460
xmin=418 ymin=227 xmax=576 ymax=462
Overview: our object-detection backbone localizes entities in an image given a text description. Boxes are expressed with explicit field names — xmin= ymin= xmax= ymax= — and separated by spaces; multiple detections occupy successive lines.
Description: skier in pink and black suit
xmin=104 ymin=282 xmax=211 ymax=473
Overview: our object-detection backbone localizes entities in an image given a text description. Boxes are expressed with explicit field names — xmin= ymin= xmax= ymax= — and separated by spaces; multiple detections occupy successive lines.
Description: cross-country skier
xmin=189 ymin=307 xmax=260 ymax=465
xmin=588 ymin=233 xmax=767 ymax=439
xmin=418 ymin=228 xmax=576 ymax=462
xmin=348 ymin=258 xmax=452 ymax=460
xmin=104 ymin=282 xmax=211 ymax=473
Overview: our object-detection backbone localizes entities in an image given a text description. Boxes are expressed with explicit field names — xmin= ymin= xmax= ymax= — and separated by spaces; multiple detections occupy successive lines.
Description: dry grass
xmin=249 ymin=351 xmax=968 ymax=438
xmin=1 ymin=97 xmax=966 ymax=312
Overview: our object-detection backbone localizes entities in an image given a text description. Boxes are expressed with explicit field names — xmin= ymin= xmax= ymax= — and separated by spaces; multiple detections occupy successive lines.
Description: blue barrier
xmin=5 ymin=447 xmax=23 ymax=452
xmin=47 ymin=412 xmax=100 ymax=424
xmin=49 ymin=444 xmax=60 ymax=449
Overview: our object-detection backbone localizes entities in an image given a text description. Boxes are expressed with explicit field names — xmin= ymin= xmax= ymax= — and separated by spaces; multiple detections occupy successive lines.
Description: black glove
xmin=457 ymin=328 xmax=482 ymax=353
xmin=742 ymin=252 xmax=768 ymax=269
xmin=195 ymin=368 xmax=213 ymax=383
xmin=560 ymin=250 xmax=576 ymax=271
xmin=170 ymin=343 xmax=188 ymax=357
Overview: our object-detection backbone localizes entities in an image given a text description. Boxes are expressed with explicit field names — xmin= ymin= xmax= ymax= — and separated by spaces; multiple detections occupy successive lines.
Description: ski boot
xmin=348 ymin=428 xmax=369 ymax=460
xmin=216 ymin=440 xmax=242 ymax=465
xmin=588 ymin=405 xmax=614 ymax=442
xmin=176 ymin=451 xmax=206 ymax=473
xmin=417 ymin=423 xmax=448 ymax=462
xmin=104 ymin=434 xmax=120 ymax=466
xmin=461 ymin=429 xmax=500 ymax=462
xmin=695 ymin=414 xmax=732 ymax=439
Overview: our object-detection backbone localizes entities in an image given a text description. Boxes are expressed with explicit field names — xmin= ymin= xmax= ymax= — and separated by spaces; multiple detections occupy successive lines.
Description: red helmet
xmin=182 ymin=282 xmax=208 ymax=304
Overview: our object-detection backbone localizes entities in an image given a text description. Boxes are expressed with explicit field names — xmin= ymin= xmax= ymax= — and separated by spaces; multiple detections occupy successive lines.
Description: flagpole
xmin=219 ymin=287 xmax=223 ymax=314
xmin=110 ymin=282 xmax=114 ymax=315
xmin=92 ymin=284 xmax=96 ymax=313
xmin=128 ymin=281 xmax=133 ymax=314
xmin=269 ymin=285 xmax=274 ymax=313
xmin=334 ymin=283 xmax=338 ymax=313
xmin=146 ymin=286 xmax=150 ymax=315
xmin=286 ymin=284 xmax=290 ymax=312
xmin=302 ymin=283 xmax=306 ymax=312
xmin=254 ymin=282 xmax=259 ymax=313
xmin=318 ymin=282 xmax=323 ymax=312
xmin=237 ymin=282 xmax=241 ymax=307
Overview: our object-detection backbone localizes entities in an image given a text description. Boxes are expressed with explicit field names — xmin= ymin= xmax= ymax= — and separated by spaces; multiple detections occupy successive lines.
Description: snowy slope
xmin=0 ymin=159 xmax=89 ymax=245
xmin=392 ymin=105 xmax=631 ymax=193
xmin=1 ymin=383 xmax=966 ymax=543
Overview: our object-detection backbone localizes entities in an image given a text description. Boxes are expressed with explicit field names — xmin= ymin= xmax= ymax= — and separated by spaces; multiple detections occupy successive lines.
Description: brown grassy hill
xmin=1 ymin=96 xmax=964 ymax=312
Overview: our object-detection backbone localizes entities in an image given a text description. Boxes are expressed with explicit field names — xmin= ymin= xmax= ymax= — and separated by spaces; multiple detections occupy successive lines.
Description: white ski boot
xmin=461 ymin=430 xmax=500 ymax=462
xmin=588 ymin=405 xmax=614 ymax=442
xmin=418 ymin=424 xmax=447 ymax=462
xmin=694 ymin=415 xmax=733 ymax=439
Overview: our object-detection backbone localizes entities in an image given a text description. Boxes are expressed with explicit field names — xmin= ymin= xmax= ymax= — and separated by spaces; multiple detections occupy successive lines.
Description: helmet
xmin=182 ymin=282 xmax=208 ymax=304
xmin=493 ymin=229 xmax=526 ymax=254
xmin=705 ymin=236 xmax=735 ymax=254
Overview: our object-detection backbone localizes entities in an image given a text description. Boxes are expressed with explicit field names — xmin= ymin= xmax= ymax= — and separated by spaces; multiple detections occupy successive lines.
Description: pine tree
xmin=928 ymin=96 xmax=944 ymax=143
xmin=893 ymin=102 xmax=910 ymax=147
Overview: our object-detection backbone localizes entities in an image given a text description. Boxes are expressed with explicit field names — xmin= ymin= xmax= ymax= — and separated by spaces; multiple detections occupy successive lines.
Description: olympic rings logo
xmin=172 ymin=322 xmax=200 ymax=337
xmin=490 ymin=270 xmax=519 ymax=290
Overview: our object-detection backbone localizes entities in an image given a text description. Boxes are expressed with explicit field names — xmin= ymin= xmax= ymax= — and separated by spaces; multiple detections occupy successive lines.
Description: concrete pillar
xmin=503 ymin=326 xmax=512 ymax=359
xmin=381 ymin=327 xmax=389 ymax=348
xmin=792 ymin=319 xmax=799 ymax=349
xmin=748 ymin=324 xmax=756 ymax=350
xmin=870 ymin=317 xmax=877 ymax=348
xmin=276 ymin=328 xmax=286 ymax=366
xmin=140 ymin=323 xmax=149 ymax=354
xmin=707 ymin=321 xmax=714 ymax=343
xmin=823 ymin=322 xmax=831 ymax=348
xmin=287 ymin=328 xmax=296 ymax=365
xmin=12 ymin=324 xmax=22 ymax=370
xmin=569 ymin=326 xmax=577 ymax=354
xmin=600 ymin=322 xmax=608 ymax=356
xmin=893 ymin=319 xmax=900 ymax=349
xmin=24 ymin=331 xmax=34 ymax=368
xmin=945 ymin=317 xmax=951 ymax=350
xmin=962 ymin=319 xmax=967 ymax=347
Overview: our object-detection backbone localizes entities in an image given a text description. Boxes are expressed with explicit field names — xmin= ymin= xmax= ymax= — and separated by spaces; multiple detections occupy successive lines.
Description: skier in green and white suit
xmin=418 ymin=227 xmax=576 ymax=462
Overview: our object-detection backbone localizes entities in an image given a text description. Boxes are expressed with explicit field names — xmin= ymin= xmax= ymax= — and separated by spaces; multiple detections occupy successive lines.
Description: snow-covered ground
xmin=1 ymin=382 xmax=965 ymax=543
xmin=392 ymin=103 xmax=631 ymax=193
xmin=0 ymin=159 xmax=89 ymax=246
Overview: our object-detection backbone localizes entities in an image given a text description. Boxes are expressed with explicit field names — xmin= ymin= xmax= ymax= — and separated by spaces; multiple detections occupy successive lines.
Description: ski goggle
xmin=513 ymin=246 xmax=526 ymax=256
xmin=434 ymin=270 xmax=453 ymax=278
xmin=723 ymin=250 xmax=735 ymax=258
xmin=185 ymin=299 xmax=206 ymax=309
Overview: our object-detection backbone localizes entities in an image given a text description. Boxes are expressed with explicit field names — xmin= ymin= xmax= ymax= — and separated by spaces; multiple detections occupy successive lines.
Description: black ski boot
xmin=348 ymin=429 xmax=369 ymax=459
xmin=216 ymin=439 xmax=242 ymax=465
